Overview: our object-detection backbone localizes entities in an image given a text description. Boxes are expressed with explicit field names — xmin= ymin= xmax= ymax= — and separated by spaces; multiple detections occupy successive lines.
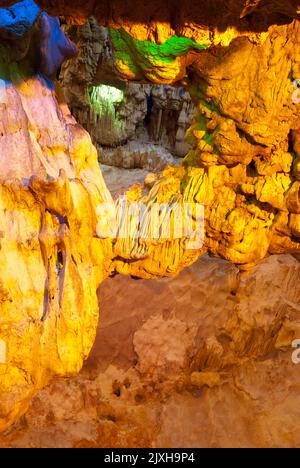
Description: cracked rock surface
xmin=1 ymin=253 xmax=300 ymax=448
xmin=1 ymin=0 xmax=300 ymax=442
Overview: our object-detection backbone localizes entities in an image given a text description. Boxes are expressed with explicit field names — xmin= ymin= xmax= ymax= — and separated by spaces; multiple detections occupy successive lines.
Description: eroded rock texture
xmin=59 ymin=19 xmax=194 ymax=168
xmin=32 ymin=0 xmax=300 ymax=33
xmin=0 ymin=0 xmax=114 ymax=431
xmin=107 ymin=20 xmax=300 ymax=272
xmin=1 ymin=253 xmax=300 ymax=448
xmin=1 ymin=0 xmax=300 ymax=443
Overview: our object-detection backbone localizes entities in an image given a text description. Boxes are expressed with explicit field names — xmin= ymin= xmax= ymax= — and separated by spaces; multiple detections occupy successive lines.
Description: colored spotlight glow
xmin=89 ymin=85 xmax=124 ymax=116
xmin=88 ymin=84 xmax=126 ymax=139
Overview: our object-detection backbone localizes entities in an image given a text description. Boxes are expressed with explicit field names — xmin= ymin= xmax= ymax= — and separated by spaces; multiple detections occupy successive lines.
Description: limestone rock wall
xmin=59 ymin=18 xmax=195 ymax=167
xmin=32 ymin=0 xmax=300 ymax=38
xmin=0 ymin=1 xmax=114 ymax=432
xmin=1 ymin=0 xmax=300 ymax=442
xmin=103 ymin=19 xmax=300 ymax=273
xmin=1 ymin=253 xmax=300 ymax=448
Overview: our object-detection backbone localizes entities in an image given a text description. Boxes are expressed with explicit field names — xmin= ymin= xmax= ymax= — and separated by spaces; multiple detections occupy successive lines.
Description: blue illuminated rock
xmin=0 ymin=0 xmax=77 ymax=76
xmin=39 ymin=12 xmax=77 ymax=76
xmin=0 ymin=0 xmax=40 ymax=38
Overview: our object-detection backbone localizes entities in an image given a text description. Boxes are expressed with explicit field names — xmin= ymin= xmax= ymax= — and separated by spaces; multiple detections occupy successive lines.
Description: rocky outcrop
xmin=33 ymin=0 xmax=300 ymax=35
xmin=149 ymin=85 xmax=194 ymax=157
xmin=1 ymin=253 xmax=300 ymax=448
xmin=0 ymin=1 xmax=114 ymax=432
xmin=1 ymin=0 xmax=300 ymax=441
xmin=0 ymin=0 xmax=198 ymax=430
xmin=59 ymin=19 xmax=194 ymax=165
xmin=106 ymin=19 xmax=300 ymax=272
xmin=99 ymin=143 xmax=176 ymax=171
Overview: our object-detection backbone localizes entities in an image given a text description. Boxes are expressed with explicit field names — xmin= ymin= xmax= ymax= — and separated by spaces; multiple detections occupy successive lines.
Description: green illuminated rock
xmin=110 ymin=28 xmax=206 ymax=83
xmin=88 ymin=84 xmax=125 ymax=138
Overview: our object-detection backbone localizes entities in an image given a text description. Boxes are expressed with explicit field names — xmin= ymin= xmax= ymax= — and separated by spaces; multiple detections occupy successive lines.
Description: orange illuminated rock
xmin=1 ymin=0 xmax=300 ymax=439
xmin=0 ymin=74 xmax=116 ymax=431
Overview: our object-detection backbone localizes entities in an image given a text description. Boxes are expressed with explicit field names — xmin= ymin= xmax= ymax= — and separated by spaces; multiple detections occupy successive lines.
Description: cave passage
xmin=0 ymin=0 xmax=300 ymax=449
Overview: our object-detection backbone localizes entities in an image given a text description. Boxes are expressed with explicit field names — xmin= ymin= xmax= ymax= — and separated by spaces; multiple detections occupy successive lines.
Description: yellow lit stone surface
xmin=0 ymin=74 xmax=114 ymax=432
xmin=1 ymin=0 xmax=300 ymax=438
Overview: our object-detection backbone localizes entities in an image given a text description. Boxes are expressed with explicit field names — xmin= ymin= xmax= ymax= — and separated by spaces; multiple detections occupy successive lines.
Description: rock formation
xmin=1 ymin=253 xmax=300 ymax=448
xmin=0 ymin=0 xmax=300 ymax=446
xmin=59 ymin=19 xmax=194 ymax=167
xmin=0 ymin=0 xmax=114 ymax=431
